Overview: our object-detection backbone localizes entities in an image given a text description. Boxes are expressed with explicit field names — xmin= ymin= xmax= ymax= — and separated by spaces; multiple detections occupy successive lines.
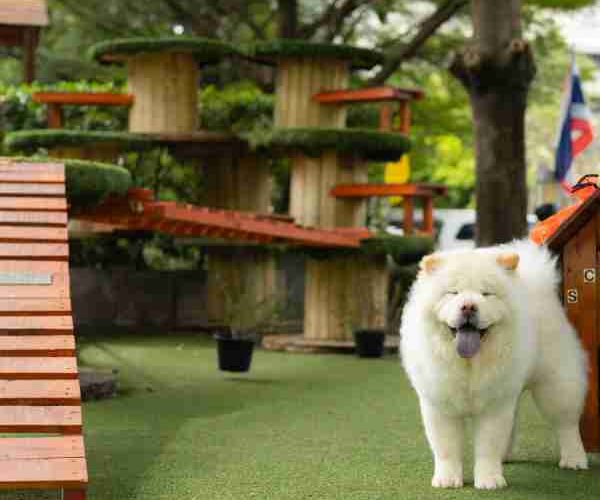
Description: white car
xmin=386 ymin=208 xmax=538 ymax=251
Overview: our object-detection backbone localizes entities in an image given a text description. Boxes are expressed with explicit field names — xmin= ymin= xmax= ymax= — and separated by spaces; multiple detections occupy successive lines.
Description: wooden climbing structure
xmin=0 ymin=159 xmax=87 ymax=499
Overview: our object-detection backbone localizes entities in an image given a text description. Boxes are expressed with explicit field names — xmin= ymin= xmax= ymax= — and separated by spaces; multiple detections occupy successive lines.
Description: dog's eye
xmin=482 ymin=291 xmax=494 ymax=297
xmin=446 ymin=290 xmax=458 ymax=295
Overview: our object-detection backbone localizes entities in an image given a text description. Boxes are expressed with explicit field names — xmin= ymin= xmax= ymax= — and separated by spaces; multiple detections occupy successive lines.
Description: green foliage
xmin=248 ymin=39 xmax=384 ymax=69
xmin=0 ymin=81 xmax=128 ymax=134
xmin=268 ymin=128 xmax=411 ymax=162
xmin=89 ymin=36 xmax=239 ymax=63
xmin=525 ymin=0 xmax=596 ymax=8
xmin=4 ymin=129 xmax=153 ymax=154
xmin=13 ymin=156 xmax=131 ymax=209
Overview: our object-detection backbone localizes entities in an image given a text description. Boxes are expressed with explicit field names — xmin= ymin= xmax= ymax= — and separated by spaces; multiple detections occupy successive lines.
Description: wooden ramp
xmin=0 ymin=159 xmax=87 ymax=499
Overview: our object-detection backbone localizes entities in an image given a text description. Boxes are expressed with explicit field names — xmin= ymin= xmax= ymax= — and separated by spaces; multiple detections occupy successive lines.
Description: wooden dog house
xmin=547 ymin=190 xmax=600 ymax=452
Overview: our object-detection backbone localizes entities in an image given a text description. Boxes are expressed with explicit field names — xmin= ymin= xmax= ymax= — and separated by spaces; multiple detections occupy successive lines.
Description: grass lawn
xmin=2 ymin=333 xmax=599 ymax=499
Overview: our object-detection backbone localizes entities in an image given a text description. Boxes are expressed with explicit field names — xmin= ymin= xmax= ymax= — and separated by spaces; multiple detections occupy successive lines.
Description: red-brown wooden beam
xmin=32 ymin=92 xmax=135 ymax=106
xmin=330 ymin=183 xmax=447 ymax=198
xmin=313 ymin=86 xmax=424 ymax=104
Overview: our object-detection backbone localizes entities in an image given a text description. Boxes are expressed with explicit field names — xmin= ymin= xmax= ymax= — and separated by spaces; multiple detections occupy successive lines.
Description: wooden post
xmin=397 ymin=101 xmax=411 ymax=134
xmin=63 ymin=489 xmax=86 ymax=500
xmin=379 ymin=103 xmax=393 ymax=132
xmin=275 ymin=58 xmax=349 ymax=128
xmin=289 ymin=151 xmax=367 ymax=229
xmin=402 ymin=196 xmax=414 ymax=235
xmin=47 ymin=104 xmax=63 ymax=129
xmin=127 ymin=52 xmax=198 ymax=133
xmin=562 ymin=218 xmax=600 ymax=451
xmin=203 ymin=153 xmax=271 ymax=212
xmin=304 ymin=254 xmax=387 ymax=341
xmin=22 ymin=28 xmax=39 ymax=84
xmin=423 ymin=196 xmax=434 ymax=235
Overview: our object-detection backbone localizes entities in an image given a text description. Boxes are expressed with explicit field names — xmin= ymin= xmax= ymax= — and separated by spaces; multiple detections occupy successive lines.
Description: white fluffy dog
xmin=400 ymin=240 xmax=588 ymax=489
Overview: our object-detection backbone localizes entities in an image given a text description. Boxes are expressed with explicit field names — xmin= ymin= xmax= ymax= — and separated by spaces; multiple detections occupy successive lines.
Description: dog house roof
xmin=547 ymin=190 xmax=600 ymax=252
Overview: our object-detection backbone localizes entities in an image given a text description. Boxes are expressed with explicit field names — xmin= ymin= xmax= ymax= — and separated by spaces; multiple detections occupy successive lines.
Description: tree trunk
xmin=278 ymin=0 xmax=298 ymax=38
xmin=450 ymin=0 xmax=535 ymax=246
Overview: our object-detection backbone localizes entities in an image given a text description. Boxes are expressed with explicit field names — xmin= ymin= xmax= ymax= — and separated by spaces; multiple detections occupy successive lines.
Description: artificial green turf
xmin=3 ymin=334 xmax=598 ymax=499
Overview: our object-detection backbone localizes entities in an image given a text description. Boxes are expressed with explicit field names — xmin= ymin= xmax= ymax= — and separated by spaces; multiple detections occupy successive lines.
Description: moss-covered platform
xmin=89 ymin=36 xmax=238 ymax=64
xmin=248 ymin=40 xmax=384 ymax=69
xmin=268 ymin=128 xmax=410 ymax=162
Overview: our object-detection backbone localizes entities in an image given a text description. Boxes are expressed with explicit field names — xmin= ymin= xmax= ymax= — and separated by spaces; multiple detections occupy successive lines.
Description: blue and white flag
xmin=555 ymin=55 xmax=594 ymax=190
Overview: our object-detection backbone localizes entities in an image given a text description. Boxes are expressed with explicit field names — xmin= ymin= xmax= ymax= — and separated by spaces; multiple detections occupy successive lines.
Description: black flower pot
xmin=353 ymin=329 xmax=385 ymax=358
xmin=214 ymin=330 xmax=256 ymax=373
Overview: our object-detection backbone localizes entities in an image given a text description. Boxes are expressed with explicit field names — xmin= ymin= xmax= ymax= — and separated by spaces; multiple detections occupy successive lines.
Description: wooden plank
xmin=0 ymin=405 xmax=81 ymax=433
xmin=0 ymin=1 xmax=49 ymax=27
xmin=0 ymin=197 xmax=66 ymax=211
xmin=47 ymin=103 xmax=62 ymax=129
xmin=313 ymin=86 xmax=424 ymax=104
xmin=0 ymin=380 xmax=80 ymax=405
xmin=0 ymin=316 xmax=73 ymax=334
xmin=0 ymin=336 xmax=75 ymax=357
xmin=0 ymin=357 xmax=77 ymax=379
xmin=0 ymin=162 xmax=64 ymax=174
xmin=0 ymin=260 xmax=69 ymax=298
xmin=0 ymin=436 xmax=84 ymax=461
xmin=0 ymin=243 xmax=68 ymax=260
xmin=330 ymin=183 xmax=447 ymax=198
xmin=564 ymin=220 xmax=600 ymax=452
xmin=0 ymin=226 xmax=67 ymax=242
xmin=0 ymin=211 xmax=67 ymax=226
xmin=0 ymin=171 xmax=64 ymax=183
xmin=0 ymin=298 xmax=70 ymax=314
xmin=32 ymin=92 xmax=134 ymax=106
xmin=0 ymin=183 xmax=65 ymax=196
xmin=0 ymin=458 xmax=87 ymax=489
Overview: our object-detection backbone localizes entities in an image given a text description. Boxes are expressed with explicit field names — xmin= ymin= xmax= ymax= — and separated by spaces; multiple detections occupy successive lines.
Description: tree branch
xmin=369 ymin=0 xmax=468 ymax=85
xmin=299 ymin=0 xmax=377 ymax=40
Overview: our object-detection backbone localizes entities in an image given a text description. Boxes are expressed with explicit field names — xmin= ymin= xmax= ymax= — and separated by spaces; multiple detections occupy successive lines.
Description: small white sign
xmin=0 ymin=272 xmax=52 ymax=286
xmin=567 ymin=289 xmax=579 ymax=304
xmin=584 ymin=268 xmax=596 ymax=284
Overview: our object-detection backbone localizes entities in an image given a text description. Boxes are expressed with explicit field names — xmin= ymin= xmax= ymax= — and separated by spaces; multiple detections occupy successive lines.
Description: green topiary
xmin=89 ymin=37 xmax=238 ymax=64
xmin=268 ymin=128 xmax=410 ymax=162
xmin=12 ymin=156 xmax=132 ymax=210
xmin=4 ymin=129 xmax=154 ymax=154
xmin=360 ymin=234 xmax=434 ymax=266
xmin=247 ymin=40 xmax=384 ymax=70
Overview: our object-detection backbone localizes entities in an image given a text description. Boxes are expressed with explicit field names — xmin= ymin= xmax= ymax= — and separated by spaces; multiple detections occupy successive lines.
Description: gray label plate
xmin=0 ymin=272 xmax=53 ymax=285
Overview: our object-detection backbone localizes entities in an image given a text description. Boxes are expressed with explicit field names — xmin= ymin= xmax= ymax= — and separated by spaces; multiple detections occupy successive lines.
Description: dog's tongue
xmin=456 ymin=327 xmax=481 ymax=358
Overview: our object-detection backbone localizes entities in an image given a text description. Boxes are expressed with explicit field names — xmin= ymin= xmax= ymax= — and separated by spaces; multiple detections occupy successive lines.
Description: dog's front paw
xmin=432 ymin=473 xmax=463 ymax=489
xmin=475 ymin=472 xmax=507 ymax=490
xmin=560 ymin=453 xmax=588 ymax=470
xmin=432 ymin=462 xmax=463 ymax=489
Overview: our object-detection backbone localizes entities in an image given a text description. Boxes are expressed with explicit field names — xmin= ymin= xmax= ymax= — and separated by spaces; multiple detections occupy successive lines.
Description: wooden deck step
xmin=0 ymin=380 xmax=80 ymax=405
xmin=0 ymin=436 xmax=84 ymax=460
xmin=0 ymin=406 xmax=81 ymax=433
xmin=0 ymin=183 xmax=65 ymax=197
xmin=0 ymin=211 xmax=68 ymax=226
xmin=0 ymin=336 xmax=76 ymax=357
xmin=0 ymin=162 xmax=64 ymax=173
xmin=0 ymin=197 xmax=67 ymax=211
xmin=0 ymin=457 xmax=87 ymax=490
xmin=0 ymin=316 xmax=73 ymax=334
xmin=0 ymin=226 xmax=68 ymax=242
xmin=0 ymin=358 xmax=77 ymax=379
xmin=0 ymin=261 xmax=69 ymax=298
xmin=0 ymin=171 xmax=64 ymax=184
xmin=0 ymin=298 xmax=71 ymax=315
xmin=0 ymin=243 xmax=68 ymax=261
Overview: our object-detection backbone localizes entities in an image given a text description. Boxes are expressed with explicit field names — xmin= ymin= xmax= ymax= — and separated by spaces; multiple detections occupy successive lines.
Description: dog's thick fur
xmin=400 ymin=240 xmax=588 ymax=489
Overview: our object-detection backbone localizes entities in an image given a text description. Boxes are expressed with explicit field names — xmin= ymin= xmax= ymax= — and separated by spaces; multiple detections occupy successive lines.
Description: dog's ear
xmin=420 ymin=254 xmax=441 ymax=274
xmin=497 ymin=252 xmax=519 ymax=271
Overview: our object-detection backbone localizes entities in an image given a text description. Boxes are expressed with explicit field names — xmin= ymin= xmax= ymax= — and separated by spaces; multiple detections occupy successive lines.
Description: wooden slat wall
xmin=128 ymin=52 xmax=198 ymax=133
xmin=275 ymin=58 xmax=348 ymax=128
xmin=0 ymin=160 xmax=87 ymax=494
xmin=563 ymin=218 xmax=600 ymax=452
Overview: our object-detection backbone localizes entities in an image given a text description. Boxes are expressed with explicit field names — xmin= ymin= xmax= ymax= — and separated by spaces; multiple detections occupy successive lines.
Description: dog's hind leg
xmin=531 ymin=381 xmax=588 ymax=470
xmin=419 ymin=400 xmax=464 ymax=488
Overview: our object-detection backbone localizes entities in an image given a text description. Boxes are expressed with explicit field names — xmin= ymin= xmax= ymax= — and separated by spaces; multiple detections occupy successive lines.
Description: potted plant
xmin=214 ymin=287 xmax=278 ymax=373
xmin=348 ymin=271 xmax=386 ymax=359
